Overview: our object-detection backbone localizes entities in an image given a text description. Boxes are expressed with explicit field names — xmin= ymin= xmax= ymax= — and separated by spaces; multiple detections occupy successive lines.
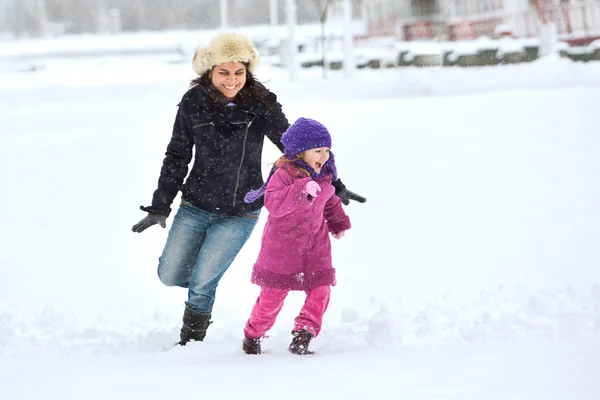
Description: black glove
xmin=131 ymin=206 xmax=169 ymax=233
xmin=338 ymin=188 xmax=367 ymax=206
xmin=333 ymin=179 xmax=367 ymax=206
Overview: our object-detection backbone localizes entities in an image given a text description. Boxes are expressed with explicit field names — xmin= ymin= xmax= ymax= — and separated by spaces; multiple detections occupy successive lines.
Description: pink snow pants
xmin=244 ymin=285 xmax=331 ymax=339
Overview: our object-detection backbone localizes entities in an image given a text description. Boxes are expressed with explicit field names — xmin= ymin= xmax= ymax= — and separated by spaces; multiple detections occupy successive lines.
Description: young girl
xmin=242 ymin=117 xmax=351 ymax=355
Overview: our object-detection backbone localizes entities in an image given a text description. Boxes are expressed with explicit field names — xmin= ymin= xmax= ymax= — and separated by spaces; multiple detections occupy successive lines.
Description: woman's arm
xmin=147 ymin=93 xmax=195 ymax=216
xmin=263 ymin=93 xmax=289 ymax=154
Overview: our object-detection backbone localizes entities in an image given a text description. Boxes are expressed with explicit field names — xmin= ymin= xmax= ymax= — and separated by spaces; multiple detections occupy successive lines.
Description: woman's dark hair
xmin=190 ymin=63 xmax=270 ymax=107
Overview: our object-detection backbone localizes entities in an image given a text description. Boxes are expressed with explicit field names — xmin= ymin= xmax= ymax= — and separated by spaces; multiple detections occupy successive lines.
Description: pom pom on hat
xmin=192 ymin=33 xmax=259 ymax=76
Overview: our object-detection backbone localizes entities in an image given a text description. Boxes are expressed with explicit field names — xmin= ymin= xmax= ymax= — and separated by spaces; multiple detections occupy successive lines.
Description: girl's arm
xmin=324 ymin=193 xmax=351 ymax=233
xmin=264 ymin=169 xmax=313 ymax=218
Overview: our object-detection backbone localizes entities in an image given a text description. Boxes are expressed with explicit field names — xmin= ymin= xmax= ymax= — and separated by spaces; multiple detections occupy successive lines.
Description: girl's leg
xmin=293 ymin=285 xmax=331 ymax=337
xmin=187 ymin=209 xmax=260 ymax=313
xmin=244 ymin=287 xmax=289 ymax=339
xmin=157 ymin=202 xmax=210 ymax=288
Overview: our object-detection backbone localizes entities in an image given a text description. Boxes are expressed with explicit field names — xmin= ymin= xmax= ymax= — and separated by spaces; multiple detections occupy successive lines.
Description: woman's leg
xmin=293 ymin=285 xmax=331 ymax=337
xmin=157 ymin=202 xmax=211 ymax=288
xmin=244 ymin=287 xmax=290 ymax=339
xmin=187 ymin=210 xmax=260 ymax=313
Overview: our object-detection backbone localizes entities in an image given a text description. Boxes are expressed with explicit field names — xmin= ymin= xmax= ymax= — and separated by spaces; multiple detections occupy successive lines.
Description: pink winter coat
xmin=251 ymin=163 xmax=351 ymax=291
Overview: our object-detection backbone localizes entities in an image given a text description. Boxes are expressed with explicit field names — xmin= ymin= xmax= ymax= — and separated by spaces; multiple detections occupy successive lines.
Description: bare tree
xmin=312 ymin=0 xmax=334 ymax=78
xmin=352 ymin=0 xmax=365 ymax=19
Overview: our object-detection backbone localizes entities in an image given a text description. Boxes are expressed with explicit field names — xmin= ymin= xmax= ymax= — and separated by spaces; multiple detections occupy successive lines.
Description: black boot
xmin=288 ymin=329 xmax=314 ymax=355
xmin=178 ymin=305 xmax=212 ymax=346
xmin=242 ymin=336 xmax=261 ymax=355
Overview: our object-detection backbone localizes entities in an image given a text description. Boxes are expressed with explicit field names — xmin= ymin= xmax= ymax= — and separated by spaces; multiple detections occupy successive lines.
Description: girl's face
xmin=302 ymin=147 xmax=330 ymax=174
xmin=211 ymin=61 xmax=247 ymax=99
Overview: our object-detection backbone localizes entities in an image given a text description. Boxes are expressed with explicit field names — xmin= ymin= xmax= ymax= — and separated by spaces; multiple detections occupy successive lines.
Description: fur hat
xmin=192 ymin=33 xmax=259 ymax=76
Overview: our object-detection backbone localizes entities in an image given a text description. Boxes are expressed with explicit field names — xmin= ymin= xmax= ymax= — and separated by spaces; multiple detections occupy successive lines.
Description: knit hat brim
xmin=192 ymin=33 xmax=259 ymax=76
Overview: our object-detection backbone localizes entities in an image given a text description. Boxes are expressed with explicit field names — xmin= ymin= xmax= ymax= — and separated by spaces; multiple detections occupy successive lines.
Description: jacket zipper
xmin=231 ymin=116 xmax=256 ymax=207
xmin=193 ymin=122 xmax=214 ymax=128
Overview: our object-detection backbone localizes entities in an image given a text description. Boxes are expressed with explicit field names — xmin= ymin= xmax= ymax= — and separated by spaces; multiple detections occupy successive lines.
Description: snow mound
xmin=2 ymin=286 xmax=598 ymax=357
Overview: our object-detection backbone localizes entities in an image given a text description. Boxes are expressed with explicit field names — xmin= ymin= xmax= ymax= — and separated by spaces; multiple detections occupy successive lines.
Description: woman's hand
xmin=339 ymin=189 xmax=366 ymax=205
xmin=132 ymin=213 xmax=167 ymax=233
xmin=332 ymin=179 xmax=366 ymax=205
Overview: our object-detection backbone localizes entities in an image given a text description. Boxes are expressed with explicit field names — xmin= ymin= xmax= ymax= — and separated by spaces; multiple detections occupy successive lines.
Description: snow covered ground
xmin=1 ymin=35 xmax=600 ymax=399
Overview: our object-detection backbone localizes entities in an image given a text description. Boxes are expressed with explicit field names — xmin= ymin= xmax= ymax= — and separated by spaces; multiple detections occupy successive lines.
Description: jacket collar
xmin=196 ymin=81 xmax=271 ymax=118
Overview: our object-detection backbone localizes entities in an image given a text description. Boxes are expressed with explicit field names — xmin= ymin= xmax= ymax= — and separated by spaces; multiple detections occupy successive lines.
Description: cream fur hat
xmin=192 ymin=33 xmax=259 ymax=76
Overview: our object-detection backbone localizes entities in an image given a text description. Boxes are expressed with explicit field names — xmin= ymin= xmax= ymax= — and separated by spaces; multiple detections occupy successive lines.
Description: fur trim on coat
xmin=192 ymin=33 xmax=259 ymax=76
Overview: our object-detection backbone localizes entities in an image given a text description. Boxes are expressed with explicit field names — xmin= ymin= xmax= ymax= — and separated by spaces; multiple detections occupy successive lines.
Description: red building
xmin=363 ymin=0 xmax=600 ymax=45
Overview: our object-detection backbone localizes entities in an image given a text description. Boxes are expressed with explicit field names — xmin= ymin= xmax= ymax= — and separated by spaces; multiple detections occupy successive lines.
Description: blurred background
xmin=1 ymin=0 xmax=599 ymax=71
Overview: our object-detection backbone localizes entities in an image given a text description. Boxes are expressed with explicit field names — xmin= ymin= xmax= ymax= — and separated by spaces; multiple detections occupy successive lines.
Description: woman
xmin=131 ymin=33 xmax=365 ymax=346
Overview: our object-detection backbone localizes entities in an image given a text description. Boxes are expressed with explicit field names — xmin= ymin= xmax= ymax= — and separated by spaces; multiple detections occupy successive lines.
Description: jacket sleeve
xmin=148 ymin=94 xmax=195 ymax=215
xmin=263 ymin=93 xmax=289 ymax=153
xmin=264 ymin=169 xmax=313 ymax=218
xmin=324 ymin=192 xmax=351 ymax=233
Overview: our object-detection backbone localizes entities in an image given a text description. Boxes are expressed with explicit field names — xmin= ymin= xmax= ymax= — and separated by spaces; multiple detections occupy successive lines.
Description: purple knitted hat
xmin=244 ymin=117 xmax=338 ymax=203
xmin=281 ymin=117 xmax=332 ymax=158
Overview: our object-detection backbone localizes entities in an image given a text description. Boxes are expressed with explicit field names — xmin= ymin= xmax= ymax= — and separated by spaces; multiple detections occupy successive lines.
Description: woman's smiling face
xmin=211 ymin=61 xmax=247 ymax=99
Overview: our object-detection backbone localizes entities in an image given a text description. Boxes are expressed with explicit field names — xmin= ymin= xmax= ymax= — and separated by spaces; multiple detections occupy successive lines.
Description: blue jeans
xmin=157 ymin=201 xmax=261 ymax=313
